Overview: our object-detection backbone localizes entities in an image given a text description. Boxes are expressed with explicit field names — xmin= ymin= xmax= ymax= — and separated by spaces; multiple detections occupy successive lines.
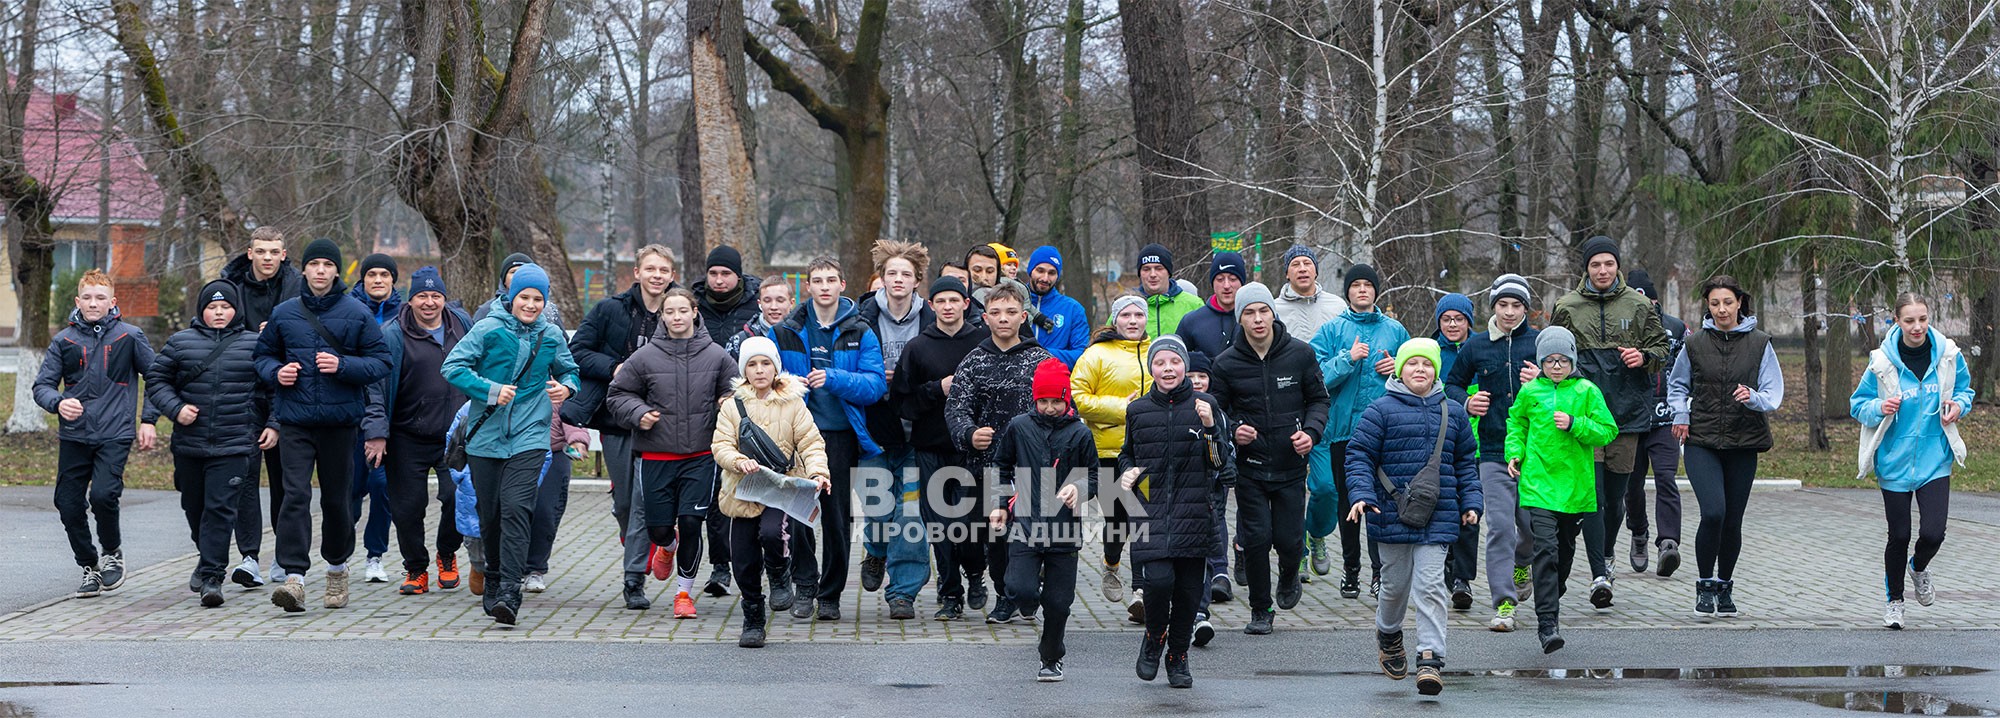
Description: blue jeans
xmin=859 ymin=446 xmax=931 ymax=601
xmin=350 ymin=442 xmax=393 ymax=558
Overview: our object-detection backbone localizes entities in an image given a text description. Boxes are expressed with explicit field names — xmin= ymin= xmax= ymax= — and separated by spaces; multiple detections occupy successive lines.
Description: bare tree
xmin=1118 ymin=0 xmax=1212 ymax=273
xmin=679 ymin=0 xmax=760 ymax=269
xmin=1 ymin=0 xmax=53 ymax=432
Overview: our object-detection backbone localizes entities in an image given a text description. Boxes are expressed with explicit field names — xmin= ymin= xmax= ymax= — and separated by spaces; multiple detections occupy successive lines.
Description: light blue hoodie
xmin=1849 ymin=327 xmax=1973 ymax=492
xmin=1310 ymin=308 xmax=1411 ymax=443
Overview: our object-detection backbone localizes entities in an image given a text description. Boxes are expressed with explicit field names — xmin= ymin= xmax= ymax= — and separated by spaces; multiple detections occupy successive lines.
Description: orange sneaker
xmin=673 ymin=591 xmax=697 ymax=619
xmin=437 ymin=555 xmax=461 ymax=590
xmin=469 ymin=565 xmax=486 ymax=596
xmin=399 ymin=571 xmax=429 ymax=595
xmin=651 ymin=544 xmax=676 ymax=581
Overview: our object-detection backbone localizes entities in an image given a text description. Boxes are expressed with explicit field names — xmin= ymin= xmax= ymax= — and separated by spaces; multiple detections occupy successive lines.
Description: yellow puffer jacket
xmin=712 ymin=375 xmax=831 ymax=519
xmin=1071 ymin=331 xmax=1152 ymax=458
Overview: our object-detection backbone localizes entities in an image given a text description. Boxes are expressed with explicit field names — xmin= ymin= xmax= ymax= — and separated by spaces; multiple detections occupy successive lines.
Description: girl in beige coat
xmin=714 ymin=336 xmax=830 ymax=647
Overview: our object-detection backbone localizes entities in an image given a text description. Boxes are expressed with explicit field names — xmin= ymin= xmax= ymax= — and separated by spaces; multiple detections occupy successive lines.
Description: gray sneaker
xmin=1309 ymin=535 xmax=1332 ymax=576
xmin=1629 ymin=531 xmax=1650 ymax=573
xmin=523 ymin=573 xmax=548 ymax=593
xmin=1102 ymin=564 xmax=1125 ymax=602
xmin=324 ymin=569 xmax=350 ymax=609
xmin=1911 ymin=562 xmax=1935 ymax=607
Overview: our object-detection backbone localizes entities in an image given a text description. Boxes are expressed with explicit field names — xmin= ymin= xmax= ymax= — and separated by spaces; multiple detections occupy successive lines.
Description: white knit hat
xmin=738 ymin=336 xmax=781 ymax=375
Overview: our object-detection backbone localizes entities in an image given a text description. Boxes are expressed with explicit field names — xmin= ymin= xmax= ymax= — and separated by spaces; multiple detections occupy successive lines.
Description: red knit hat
xmin=1032 ymin=357 xmax=1072 ymax=403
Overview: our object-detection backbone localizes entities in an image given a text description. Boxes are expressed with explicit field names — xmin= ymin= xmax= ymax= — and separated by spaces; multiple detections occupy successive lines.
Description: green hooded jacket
xmin=1145 ymin=288 xmax=1205 ymax=340
xmin=1504 ymin=374 xmax=1618 ymax=513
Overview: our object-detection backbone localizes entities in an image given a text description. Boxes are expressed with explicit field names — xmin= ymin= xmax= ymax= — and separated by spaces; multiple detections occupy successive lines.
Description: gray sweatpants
xmin=1480 ymin=462 xmax=1533 ymax=607
xmin=1376 ymin=542 xmax=1449 ymax=661
xmin=603 ymin=432 xmax=651 ymax=576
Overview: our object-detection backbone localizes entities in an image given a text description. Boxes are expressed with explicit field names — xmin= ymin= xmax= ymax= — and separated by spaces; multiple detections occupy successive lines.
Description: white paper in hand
xmin=735 ymin=467 xmax=822 ymax=525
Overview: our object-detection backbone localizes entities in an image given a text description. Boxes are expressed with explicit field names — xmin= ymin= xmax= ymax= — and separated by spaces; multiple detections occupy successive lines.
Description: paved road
xmin=0 ymin=487 xmax=196 ymax=617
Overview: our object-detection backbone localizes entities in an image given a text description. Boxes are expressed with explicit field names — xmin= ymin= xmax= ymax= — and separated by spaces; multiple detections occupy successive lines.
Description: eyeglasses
xmin=1542 ymin=357 xmax=1572 ymax=367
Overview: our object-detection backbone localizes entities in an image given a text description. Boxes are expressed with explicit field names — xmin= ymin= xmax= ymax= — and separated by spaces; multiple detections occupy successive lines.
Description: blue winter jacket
xmin=352 ymin=284 xmax=404 ymax=325
xmin=1850 ymin=328 xmax=1974 ymax=492
xmin=1175 ymin=296 xmax=1240 ymax=366
xmin=255 ymin=280 xmax=393 ymax=427
xmin=770 ymin=299 xmax=888 ymax=457
xmin=1310 ymin=308 xmax=1411 ymax=443
xmin=442 ymin=306 xmax=581 ymax=460
xmin=1444 ymin=319 xmax=1541 ymax=460
xmin=1030 ymin=287 xmax=1092 ymax=367
xmin=1344 ymin=379 xmax=1482 ymax=544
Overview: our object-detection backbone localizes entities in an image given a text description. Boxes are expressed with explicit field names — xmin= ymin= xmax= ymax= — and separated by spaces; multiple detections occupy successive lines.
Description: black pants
xmin=919 ymin=448 xmax=982 ymax=600
xmin=1235 ymin=475 xmax=1306 ymax=613
xmin=527 ymin=452 xmax=573 ymax=575
xmin=1141 ymin=556 xmax=1206 ymax=654
xmin=1684 ymin=445 xmax=1758 ymax=581
xmin=789 ymin=430 xmax=858 ymax=602
xmin=1007 ymin=544 xmax=1079 ymax=664
xmin=1330 ymin=440 xmax=1364 ymax=578
xmin=252 ymin=445 xmax=284 ymax=554
xmin=978 ymin=467 xmax=1011 ymax=606
xmin=470 ymin=450 xmax=545 ymax=585
xmin=1100 ymin=457 xmax=1133 ymax=570
xmin=384 ymin=433 xmax=463 ymax=575
xmin=54 ymin=440 xmax=129 ymax=567
xmin=275 ymin=425 xmax=357 ymax=575
xmin=1527 ymin=506 xmax=1608 ymax=625
xmin=1595 ymin=460 xmax=1636 ymax=558
xmin=1625 ymin=425 xmax=1684 ymax=545
xmin=730 ymin=508 xmax=789 ymax=603
xmin=173 ymin=453 xmax=248 ymax=582
xmin=1882 ymin=476 xmax=1950 ymax=602
xmin=1446 ymin=522 xmax=1479 ymax=584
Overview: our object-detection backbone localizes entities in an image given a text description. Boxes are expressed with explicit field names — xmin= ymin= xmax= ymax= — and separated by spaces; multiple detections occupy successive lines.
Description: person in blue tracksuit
xmin=1024 ymin=246 xmax=1092 ymax=367
xmin=1308 ymin=263 xmax=1409 ymax=598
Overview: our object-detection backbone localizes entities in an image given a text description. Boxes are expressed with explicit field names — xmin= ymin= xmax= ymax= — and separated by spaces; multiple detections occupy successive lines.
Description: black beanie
xmin=1344 ymin=263 xmax=1381 ymax=299
xmin=706 ymin=245 xmax=743 ymax=276
xmin=196 ymin=279 xmax=242 ymax=316
xmin=1579 ymin=235 xmax=1620 ymax=271
xmin=1136 ymin=243 xmax=1174 ymax=275
xmin=301 ymin=238 xmax=342 ymax=270
xmin=1627 ymin=269 xmax=1657 ymax=301
xmin=359 ymin=253 xmax=399 ymax=282
xmin=929 ymin=275 xmax=969 ymax=301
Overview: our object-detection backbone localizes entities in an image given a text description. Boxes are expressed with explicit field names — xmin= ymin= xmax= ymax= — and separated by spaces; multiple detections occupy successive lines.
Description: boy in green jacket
xmin=1503 ymin=325 xmax=1616 ymax=654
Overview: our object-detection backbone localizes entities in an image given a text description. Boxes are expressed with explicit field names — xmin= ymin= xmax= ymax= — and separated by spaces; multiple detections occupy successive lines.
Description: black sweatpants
xmin=643 ymin=455 xmax=718 ymax=580
xmin=1527 ymin=506 xmax=1609 ymax=626
xmin=1006 ymin=544 xmax=1079 ymax=664
xmin=978 ymin=465 xmax=1011 ymax=607
xmin=1624 ymin=425 xmax=1683 ymax=545
xmin=54 ymin=439 xmax=130 ymax=568
xmin=173 ymin=453 xmax=248 ymax=583
xmin=919 ymin=448 xmax=981 ymax=600
xmin=1235 ymin=474 xmax=1306 ymax=614
xmin=1684 ymin=445 xmax=1758 ymax=581
xmin=730 ymin=508 xmax=790 ymax=604
xmin=1141 ymin=556 xmax=1206 ymax=654
xmin=469 ymin=450 xmax=545 ymax=585
xmin=275 ymin=425 xmax=356 ymax=576
xmin=1882 ymin=476 xmax=1950 ymax=602
xmin=384 ymin=433 xmax=462 ymax=575
xmin=527 ymin=451 xmax=573 ymax=575
xmin=1595 ymin=464 xmax=1636 ymax=559
xmin=789 ymin=430 xmax=858 ymax=602
xmin=1330 ymin=440 xmax=1364 ymax=578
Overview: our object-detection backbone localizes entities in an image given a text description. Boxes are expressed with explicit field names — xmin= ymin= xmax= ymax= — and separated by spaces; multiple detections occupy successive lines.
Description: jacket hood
xmin=222 ymin=254 xmax=299 ymax=287
xmin=649 ymin=313 xmax=718 ymax=354
xmin=1575 ymin=273 xmax=1628 ymax=300
xmin=1880 ymin=326 xmax=1956 ymax=371
xmin=1384 ymin=377 xmax=1445 ymax=402
xmin=68 ymin=306 xmax=123 ymax=331
xmin=189 ymin=280 xmax=248 ymax=331
xmin=349 ymin=282 xmax=404 ymax=316
xmin=1341 ymin=307 xmax=1386 ymax=324
xmin=1699 ymin=315 xmax=1760 ymax=334
xmin=1093 ymin=327 xmax=1148 ymax=346
xmin=301 ymin=277 xmax=351 ymax=313
xmin=730 ymin=373 xmax=809 ymax=402
xmin=1487 ymin=314 xmax=1531 ymax=341
xmin=784 ymin=296 xmax=861 ymax=330
xmin=1032 ymin=409 xmax=1081 ymax=429
xmin=869 ymin=289 xmax=927 ymax=326
xmin=1277 ymin=281 xmax=1325 ymax=303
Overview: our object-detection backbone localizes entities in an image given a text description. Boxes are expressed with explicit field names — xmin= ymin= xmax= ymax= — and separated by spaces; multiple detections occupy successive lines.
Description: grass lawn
xmin=0 ymin=349 xmax=1991 ymax=493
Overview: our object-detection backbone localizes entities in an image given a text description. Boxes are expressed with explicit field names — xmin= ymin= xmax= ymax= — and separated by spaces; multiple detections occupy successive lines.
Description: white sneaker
xmin=1101 ymin=565 xmax=1124 ymax=603
xmin=232 ymin=557 xmax=266 ymax=588
xmin=1884 ymin=599 xmax=1905 ymax=630
xmin=524 ymin=573 xmax=548 ymax=593
xmin=364 ymin=557 xmax=389 ymax=583
xmin=1911 ymin=563 xmax=1935 ymax=607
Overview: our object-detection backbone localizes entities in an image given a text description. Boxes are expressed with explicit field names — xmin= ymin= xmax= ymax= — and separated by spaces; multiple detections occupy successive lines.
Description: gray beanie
xmin=1148 ymin=334 xmax=1190 ymax=372
xmin=1280 ymin=244 xmax=1317 ymax=271
xmin=1236 ymin=282 xmax=1277 ymax=317
xmin=1490 ymin=273 xmax=1533 ymax=308
xmin=1536 ymin=325 xmax=1578 ymax=364
xmin=1109 ymin=294 xmax=1147 ymax=322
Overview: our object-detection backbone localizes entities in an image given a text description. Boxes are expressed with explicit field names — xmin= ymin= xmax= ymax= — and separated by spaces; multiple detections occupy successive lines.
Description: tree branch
xmin=483 ymin=0 xmax=554 ymax=135
xmin=745 ymin=32 xmax=849 ymax=133
xmin=770 ymin=0 xmax=852 ymax=73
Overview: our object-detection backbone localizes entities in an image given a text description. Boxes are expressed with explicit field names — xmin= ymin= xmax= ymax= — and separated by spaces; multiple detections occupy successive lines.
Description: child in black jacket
xmin=989 ymin=358 xmax=1098 ymax=682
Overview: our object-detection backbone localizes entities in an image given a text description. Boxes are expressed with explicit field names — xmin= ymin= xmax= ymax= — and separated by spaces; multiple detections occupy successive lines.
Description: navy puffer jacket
xmin=1119 ymin=379 xmax=1231 ymax=564
xmin=1344 ymin=379 xmax=1482 ymax=545
xmin=255 ymin=279 xmax=393 ymax=427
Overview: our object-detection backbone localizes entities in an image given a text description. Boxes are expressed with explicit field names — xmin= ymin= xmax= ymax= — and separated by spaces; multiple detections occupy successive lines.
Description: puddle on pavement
xmin=1746 ymin=689 xmax=1998 ymax=716
xmin=1254 ymin=665 xmax=1987 ymax=680
xmin=0 ymin=702 xmax=29 ymax=717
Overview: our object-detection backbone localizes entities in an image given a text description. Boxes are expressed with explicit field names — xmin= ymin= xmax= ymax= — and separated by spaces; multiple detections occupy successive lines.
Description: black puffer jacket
xmin=146 ymin=282 xmax=271 ymax=458
xmin=566 ymin=282 xmax=675 ymax=430
xmin=992 ymin=410 xmax=1099 ymax=552
xmin=1207 ymin=321 xmax=1330 ymax=478
xmin=945 ymin=337 xmax=1053 ymax=468
xmin=1119 ymin=379 xmax=1229 ymax=564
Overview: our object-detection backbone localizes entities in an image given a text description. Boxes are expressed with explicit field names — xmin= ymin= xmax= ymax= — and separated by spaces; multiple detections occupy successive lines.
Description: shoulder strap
xmin=1433 ymin=399 xmax=1450 ymax=455
xmin=464 ymin=334 xmax=543 ymax=443
xmin=302 ymin=309 xmax=348 ymax=354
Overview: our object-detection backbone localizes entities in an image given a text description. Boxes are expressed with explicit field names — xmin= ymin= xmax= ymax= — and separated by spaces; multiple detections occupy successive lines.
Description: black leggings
xmin=650 ymin=515 xmax=706 ymax=580
xmin=1330 ymin=440 xmax=1363 ymax=578
xmin=1685 ymin=445 xmax=1758 ymax=581
xmin=1882 ymin=477 xmax=1950 ymax=602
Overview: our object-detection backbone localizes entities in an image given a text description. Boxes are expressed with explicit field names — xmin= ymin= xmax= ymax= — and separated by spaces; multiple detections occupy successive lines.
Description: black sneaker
xmin=1232 ymin=546 xmax=1248 ymax=587
xmin=491 ymin=582 xmax=520 ymax=626
xmin=932 ymin=597 xmax=965 ymax=621
xmin=1339 ymin=572 xmax=1361 ymax=599
xmin=1277 ymin=574 xmax=1303 ymax=610
xmin=1450 ymin=578 xmax=1473 ymax=611
xmin=768 ymin=574 xmax=796 ymax=612
xmin=1589 ymin=576 xmax=1614 ymax=609
xmin=1038 ymin=661 xmax=1065 ymax=682
xmin=1715 ymin=579 xmax=1738 ymax=617
xmin=1377 ymin=630 xmax=1407 ymax=679
xmin=623 ymin=576 xmax=652 ymax=610
xmin=860 ymin=555 xmax=886 ymax=592
xmin=703 ymin=564 xmax=733 ymax=597
xmin=1694 ymin=578 xmax=1717 ymax=616
xmin=200 ymin=580 xmax=225 ymax=608
xmin=1244 ymin=609 xmax=1274 ymax=635
xmin=98 ymin=551 xmax=126 ymax=591
xmin=967 ymin=575 xmax=989 ymax=610
xmin=738 ymin=626 xmax=766 ymax=648
xmin=1136 ymin=631 xmax=1165 ymax=681
xmin=74 ymin=567 xmax=104 ymax=598
xmin=815 ymin=599 xmax=841 ymax=621
xmin=887 ymin=597 xmax=916 ymax=620
xmin=986 ymin=598 xmax=1018 ymax=624
xmin=1630 ymin=530 xmax=1650 ymax=573
xmin=792 ymin=587 xmax=819 ymax=619
xmin=1656 ymin=539 xmax=1682 ymax=578
xmin=1165 ymin=652 xmax=1192 ymax=689
xmin=1369 ymin=574 xmax=1381 ymax=598
xmin=1538 ymin=622 xmax=1565 ymax=654
xmin=1209 ymin=574 xmax=1233 ymax=603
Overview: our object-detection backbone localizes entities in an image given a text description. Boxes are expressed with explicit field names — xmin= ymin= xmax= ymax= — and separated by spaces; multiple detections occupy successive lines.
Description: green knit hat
xmin=1394 ymin=337 xmax=1443 ymax=379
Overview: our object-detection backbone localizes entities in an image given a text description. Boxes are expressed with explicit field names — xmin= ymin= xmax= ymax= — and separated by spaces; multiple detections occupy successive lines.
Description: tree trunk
xmin=1117 ymin=0 xmax=1212 ymax=276
xmin=1966 ymin=149 xmax=1997 ymax=404
xmin=111 ymin=0 xmax=251 ymax=259
xmin=1800 ymin=244 xmax=1829 ymax=450
xmin=1046 ymin=0 xmax=1090 ymax=310
xmin=680 ymin=0 xmax=760 ymax=272
xmin=1824 ymin=303 xmax=1855 ymax=421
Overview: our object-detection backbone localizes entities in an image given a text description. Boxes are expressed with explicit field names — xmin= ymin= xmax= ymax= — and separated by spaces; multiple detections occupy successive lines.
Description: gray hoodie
xmin=1273 ymin=281 xmax=1348 ymax=343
